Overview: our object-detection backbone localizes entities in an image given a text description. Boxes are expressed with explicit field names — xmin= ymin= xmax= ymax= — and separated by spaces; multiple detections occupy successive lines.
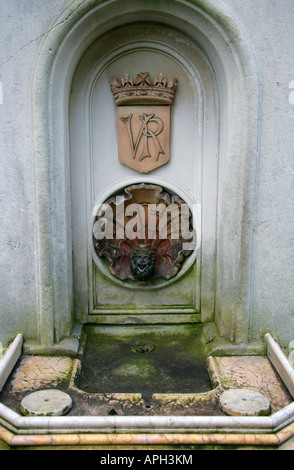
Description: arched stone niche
xmin=32 ymin=0 xmax=260 ymax=347
xmin=70 ymin=22 xmax=217 ymax=324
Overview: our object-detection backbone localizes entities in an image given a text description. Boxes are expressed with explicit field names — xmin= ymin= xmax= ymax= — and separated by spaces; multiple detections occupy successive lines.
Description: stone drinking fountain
xmin=1 ymin=0 xmax=294 ymax=450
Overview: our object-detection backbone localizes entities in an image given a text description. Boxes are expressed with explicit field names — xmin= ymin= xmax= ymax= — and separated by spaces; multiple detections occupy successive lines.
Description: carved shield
xmin=117 ymin=105 xmax=170 ymax=173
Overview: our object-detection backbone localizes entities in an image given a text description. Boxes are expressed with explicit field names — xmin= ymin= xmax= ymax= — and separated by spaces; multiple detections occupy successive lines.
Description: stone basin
xmin=0 ymin=332 xmax=294 ymax=449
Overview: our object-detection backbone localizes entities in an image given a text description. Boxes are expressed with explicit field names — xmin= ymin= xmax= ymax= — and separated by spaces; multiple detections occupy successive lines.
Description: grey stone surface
xmin=20 ymin=389 xmax=72 ymax=416
xmin=0 ymin=0 xmax=69 ymax=347
xmin=219 ymin=388 xmax=271 ymax=417
xmin=224 ymin=0 xmax=294 ymax=345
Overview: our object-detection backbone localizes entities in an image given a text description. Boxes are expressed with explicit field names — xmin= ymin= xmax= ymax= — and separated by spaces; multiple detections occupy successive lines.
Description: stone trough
xmin=0 ymin=332 xmax=294 ymax=449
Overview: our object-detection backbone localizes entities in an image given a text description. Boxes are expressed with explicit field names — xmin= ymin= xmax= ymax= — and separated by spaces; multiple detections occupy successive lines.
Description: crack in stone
xmin=1 ymin=0 xmax=88 ymax=66
xmin=10 ymin=356 xmax=73 ymax=392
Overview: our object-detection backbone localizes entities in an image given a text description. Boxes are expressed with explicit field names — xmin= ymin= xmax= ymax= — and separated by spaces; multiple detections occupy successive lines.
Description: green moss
xmin=77 ymin=324 xmax=211 ymax=394
xmin=113 ymin=358 xmax=157 ymax=379
xmin=0 ymin=438 xmax=11 ymax=450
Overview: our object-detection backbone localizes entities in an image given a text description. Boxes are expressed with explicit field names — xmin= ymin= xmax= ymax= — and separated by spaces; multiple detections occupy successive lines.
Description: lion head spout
xmin=130 ymin=245 xmax=156 ymax=282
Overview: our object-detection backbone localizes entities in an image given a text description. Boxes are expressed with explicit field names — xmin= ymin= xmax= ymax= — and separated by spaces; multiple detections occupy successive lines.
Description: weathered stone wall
xmin=0 ymin=1 xmax=69 ymax=346
xmin=0 ymin=0 xmax=293 ymax=349
xmin=224 ymin=0 xmax=294 ymax=344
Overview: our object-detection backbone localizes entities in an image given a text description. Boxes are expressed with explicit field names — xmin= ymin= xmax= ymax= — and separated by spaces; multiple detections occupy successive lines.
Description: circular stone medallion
xmin=20 ymin=389 xmax=72 ymax=417
xmin=219 ymin=388 xmax=270 ymax=416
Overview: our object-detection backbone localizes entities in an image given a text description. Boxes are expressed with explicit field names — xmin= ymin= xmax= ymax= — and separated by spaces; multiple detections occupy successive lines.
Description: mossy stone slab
xmin=219 ymin=388 xmax=270 ymax=416
xmin=20 ymin=389 xmax=72 ymax=416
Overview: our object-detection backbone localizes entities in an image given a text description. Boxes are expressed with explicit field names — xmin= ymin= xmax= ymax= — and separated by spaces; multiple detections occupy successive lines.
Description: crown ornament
xmin=110 ymin=72 xmax=177 ymax=105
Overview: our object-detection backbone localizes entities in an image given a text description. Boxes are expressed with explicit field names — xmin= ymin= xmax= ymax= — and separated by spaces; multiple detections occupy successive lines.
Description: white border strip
xmin=265 ymin=333 xmax=294 ymax=399
xmin=0 ymin=334 xmax=23 ymax=392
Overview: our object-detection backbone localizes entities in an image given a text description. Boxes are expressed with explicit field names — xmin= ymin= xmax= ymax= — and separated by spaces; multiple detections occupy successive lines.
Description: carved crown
xmin=110 ymin=72 xmax=177 ymax=105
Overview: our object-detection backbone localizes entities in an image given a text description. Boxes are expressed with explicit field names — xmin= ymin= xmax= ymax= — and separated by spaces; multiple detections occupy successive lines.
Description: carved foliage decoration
xmin=93 ymin=184 xmax=195 ymax=283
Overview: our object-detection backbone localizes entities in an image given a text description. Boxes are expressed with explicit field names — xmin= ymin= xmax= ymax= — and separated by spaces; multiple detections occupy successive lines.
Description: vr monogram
xmin=121 ymin=112 xmax=164 ymax=162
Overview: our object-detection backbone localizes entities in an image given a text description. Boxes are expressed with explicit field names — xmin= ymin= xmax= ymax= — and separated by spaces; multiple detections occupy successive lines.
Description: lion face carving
xmin=130 ymin=245 xmax=156 ymax=282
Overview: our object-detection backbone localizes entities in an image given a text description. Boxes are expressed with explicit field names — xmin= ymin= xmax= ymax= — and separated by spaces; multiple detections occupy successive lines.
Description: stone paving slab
xmin=212 ymin=356 xmax=292 ymax=413
xmin=9 ymin=356 xmax=74 ymax=393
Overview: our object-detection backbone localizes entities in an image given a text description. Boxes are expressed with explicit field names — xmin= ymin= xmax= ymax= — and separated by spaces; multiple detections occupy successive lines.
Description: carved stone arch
xmin=32 ymin=0 xmax=260 ymax=347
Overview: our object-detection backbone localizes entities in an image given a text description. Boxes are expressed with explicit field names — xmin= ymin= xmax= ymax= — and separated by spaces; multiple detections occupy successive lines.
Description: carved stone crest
xmin=110 ymin=72 xmax=177 ymax=173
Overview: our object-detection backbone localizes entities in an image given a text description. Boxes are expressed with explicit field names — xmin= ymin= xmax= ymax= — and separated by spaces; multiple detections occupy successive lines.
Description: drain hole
xmin=108 ymin=408 xmax=118 ymax=415
xmin=132 ymin=343 xmax=156 ymax=354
